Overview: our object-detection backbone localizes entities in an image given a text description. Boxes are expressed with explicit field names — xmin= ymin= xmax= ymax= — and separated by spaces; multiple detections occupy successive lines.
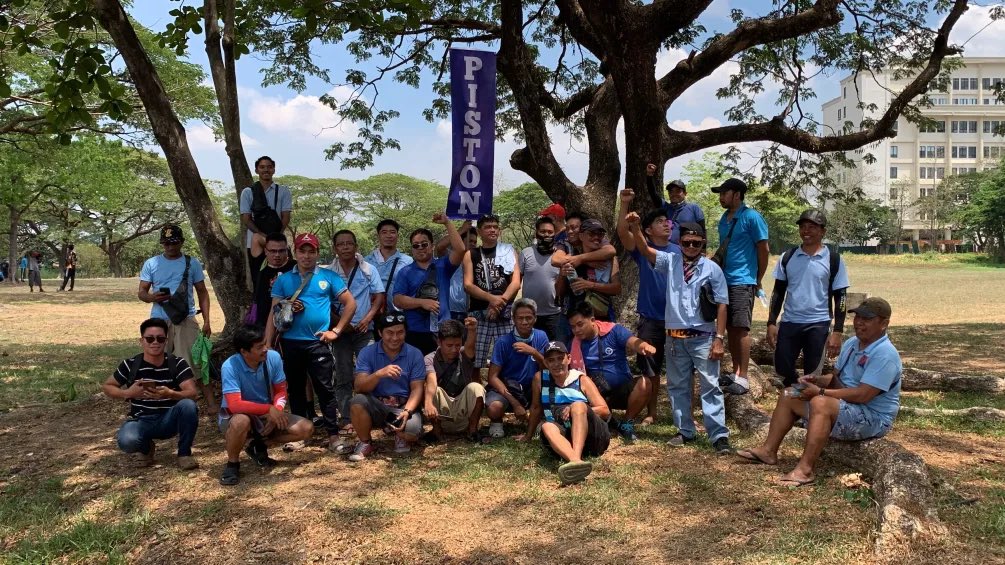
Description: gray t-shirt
xmin=424 ymin=350 xmax=476 ymax=398
xmin=238 ymin=183 xmax=293 ymax=248
xmin=519 ymin=246 xmax=561 ymax=316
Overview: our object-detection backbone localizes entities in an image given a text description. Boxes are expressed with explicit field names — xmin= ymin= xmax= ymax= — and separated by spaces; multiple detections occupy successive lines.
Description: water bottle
xmin=567 ymin=269 xmax=585 ymax=296
xmin=757 ymin=288 xmax=769 ymax=308
xmin=783 ymin=385 xmax=806 ymax=399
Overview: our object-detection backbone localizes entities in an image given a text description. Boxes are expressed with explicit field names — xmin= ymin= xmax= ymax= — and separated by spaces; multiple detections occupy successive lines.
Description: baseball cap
xmin=580 ymin=219 xmax=606 ymax=233
xmin=666 ymin=179 xmax=687 ymax=192
xmin=160 ymin=224 xmax=184 ymax=244
xmin=544 ymin=341 xmax=568 ymax=355
xmin=678 ymin=222 xmax=705 ymax=239
xmin=710 ymin=178 xmax=748 ymax=195
xmin=539 ymin=203 xmax=566 ymax=220
xmin=797 ymin=209 xmax=827 ymax=227
xmin=848 ymin=297 xmax=892 ymax=319
xmin=294 ymin=233 xmax=320 ymax=250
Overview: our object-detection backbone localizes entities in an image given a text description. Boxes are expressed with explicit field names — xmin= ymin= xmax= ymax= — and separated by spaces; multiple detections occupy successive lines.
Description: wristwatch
xmin=715 ymin=334 xmax=725 ymax=340
xmin=819 ymin=388 xmax=826 ymax=397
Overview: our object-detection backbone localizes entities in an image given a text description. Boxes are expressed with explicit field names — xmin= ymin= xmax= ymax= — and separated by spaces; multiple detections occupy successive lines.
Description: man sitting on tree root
xmin=736 ymin=297 xmax=902 ymax=487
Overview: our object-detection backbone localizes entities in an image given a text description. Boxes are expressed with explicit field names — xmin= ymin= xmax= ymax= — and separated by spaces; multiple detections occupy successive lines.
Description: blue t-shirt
xmin=328 ymin=261 xmax=385 ymax=326
xmin=365 ymin=249 xmax=413 ymax=291
xmin=490 ymin=329 xmax=549 ymax=390
xmin=835 ymin=334 xmax=902 ymax=427
xmin=139 ymin=254 xmax=206 ymax=320
xmin=577 ymin=324 xmax=634 ymax=389
xmin=630 ymin=241 xmax=680 ymax=320
xmin=716 ymin=204 xmax=769 ymax=286
xmin=393 ymin=256 xmax=459 ymax=333
xmin=354 ymin=341 xmax=426 ymax=401
xmin=654 ymin=251 xmax=729 ymax=332
xmin=271 ymin=266 xmax=348 ymax=341
xmin=220 ymin=350 xmax=286 ymax=410
xmin=773 ymin=246 xmax=850 ymax=325
xmin=19 ymin=257 xmax=27 ymax=269
xmin=659 ymin=200 xmax=706 ymax=244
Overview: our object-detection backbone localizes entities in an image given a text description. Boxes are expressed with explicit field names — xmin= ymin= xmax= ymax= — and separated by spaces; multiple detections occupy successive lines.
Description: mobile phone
xmin=158 ymin=287 xmax=170 ymax=295
xmin=136 ymin=379 xmax=159 ymax=388
xmin=386 ymin=411 xmax=405 ymax=426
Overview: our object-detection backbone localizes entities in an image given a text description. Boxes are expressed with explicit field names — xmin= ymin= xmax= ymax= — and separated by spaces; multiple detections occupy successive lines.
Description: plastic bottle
xmin=757 ymin=288 xmax=769 ymax=308
xmin=567 ymin=269 xmax=585 ymax=296
xmin=783 ymin=384 xmax=807 ymax=399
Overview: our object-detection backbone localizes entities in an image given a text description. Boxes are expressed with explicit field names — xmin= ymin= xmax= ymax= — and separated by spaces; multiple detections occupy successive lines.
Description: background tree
xmin=952 ymin=169 xmax=1005 ymax=259
xmin=827 ymin=198 xmax=899 ymax=246
xmin=493 ymin=182 xmax=553 ymax=249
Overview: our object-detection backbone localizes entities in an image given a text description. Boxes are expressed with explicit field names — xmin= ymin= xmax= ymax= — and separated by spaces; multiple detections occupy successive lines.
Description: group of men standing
xmin=104 ymin=156 xmax=902 ymax=487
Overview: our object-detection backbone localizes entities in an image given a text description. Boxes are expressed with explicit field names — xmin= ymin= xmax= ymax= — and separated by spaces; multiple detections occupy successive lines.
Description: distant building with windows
xmin=822 ymin=57 xmax=1005 ymax=238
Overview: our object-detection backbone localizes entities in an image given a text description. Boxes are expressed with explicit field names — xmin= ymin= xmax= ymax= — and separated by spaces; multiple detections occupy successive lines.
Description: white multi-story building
xmin=822 ymin=57 xmax=1005 ymax=238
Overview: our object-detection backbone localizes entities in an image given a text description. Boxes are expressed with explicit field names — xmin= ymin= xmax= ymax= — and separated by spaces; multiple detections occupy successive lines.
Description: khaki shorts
xmin=432 ymin=383 xmax=486 ymax=434
xmin=166 ymin=317 xmax=200 ymax=367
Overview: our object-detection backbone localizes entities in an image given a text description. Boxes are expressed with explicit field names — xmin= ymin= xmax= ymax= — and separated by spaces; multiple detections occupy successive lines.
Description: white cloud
xmin=670 ymin=117 xmax=723 ymax=131
xmin=184 ymin=124 xmax=260 ymax=150
xmin=243 ymin=86 xmax=357 ymax=141
xmin=949 ymin=6 xmax=1005 ymax=57
xmin=436 ymin=119 xmax=451 ymax=140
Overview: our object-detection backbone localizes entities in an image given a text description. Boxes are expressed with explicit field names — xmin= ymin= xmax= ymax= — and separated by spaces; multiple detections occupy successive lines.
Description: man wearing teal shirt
xmin=266 ymin=233 xmax=356 ymax=450
xmin=712 ymin=178 xmax=769 ymax=395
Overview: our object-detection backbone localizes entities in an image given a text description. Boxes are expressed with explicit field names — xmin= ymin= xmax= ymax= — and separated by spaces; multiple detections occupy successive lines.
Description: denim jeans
xmin=116 ymin=398 xmax=199 ymax=456
xmin=331 ymin=329 xmax=373 ymax=426
xmin=665 ymin=335 xmax=728 ymax=442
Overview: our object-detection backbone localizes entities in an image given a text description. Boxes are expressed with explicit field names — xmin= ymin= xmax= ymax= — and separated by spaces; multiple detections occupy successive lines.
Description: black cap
xmin=544 ymin=341 xmax=568 ymax=355
xmin=666 ymin=179 xmax=687 ymax=192
xmin=160 ymin=224 xmax=184 ymax=244
xmin=678 ymin=222 xmax=705 ymax=239
xmin=711 ymin=178 xmax=748 ymax=195
xmin=376 ymin=312 xmax=407 ymax=331
xmin=848 ymin=297 xmax=892 ymax=319
xmin=580 ymin=219 xmax=606 ymax=233
xmin=797 ymin=209 xmax=827 ymax=227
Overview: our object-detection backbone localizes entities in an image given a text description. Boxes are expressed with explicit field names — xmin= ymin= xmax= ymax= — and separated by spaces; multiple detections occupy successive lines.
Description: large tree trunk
xmin=203 ymin=0 xmax=254 ymax=199
xmin=91 ymin=0 xmax=250 ymax=336
xmin=107 ymin=244 xmax=124 ymax=278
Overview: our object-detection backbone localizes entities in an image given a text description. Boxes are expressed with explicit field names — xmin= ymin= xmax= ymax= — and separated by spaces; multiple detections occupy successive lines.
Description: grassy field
xmin=0 ymin=254 xmax=1003 ymax=563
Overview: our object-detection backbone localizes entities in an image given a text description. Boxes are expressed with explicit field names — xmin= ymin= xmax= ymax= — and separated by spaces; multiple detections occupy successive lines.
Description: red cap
xmin=294 ymin=233 xmax=320 ymax=250
xmin=539 ymin=203 xmax=566 ymax=220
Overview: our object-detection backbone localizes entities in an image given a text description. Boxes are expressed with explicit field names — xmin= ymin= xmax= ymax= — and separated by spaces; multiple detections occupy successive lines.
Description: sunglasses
xmin=680 ymin=240 xmax=704 ymax=248
xmin=411 ymin=241 xmax=431 ymax=250
xmin=381 ymin=314 xmax=407 ymax=325
xmin=143 ymin=335 xmax=168 ymax=344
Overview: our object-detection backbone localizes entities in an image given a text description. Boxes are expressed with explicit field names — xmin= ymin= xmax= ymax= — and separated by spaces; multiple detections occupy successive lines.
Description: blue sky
xmin=129 ymin=2 xmax=1002 ymax=190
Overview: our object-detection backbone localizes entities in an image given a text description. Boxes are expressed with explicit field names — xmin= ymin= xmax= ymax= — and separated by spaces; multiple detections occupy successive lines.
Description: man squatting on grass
xmin=737 ymin=298 xmax=902 ymax=486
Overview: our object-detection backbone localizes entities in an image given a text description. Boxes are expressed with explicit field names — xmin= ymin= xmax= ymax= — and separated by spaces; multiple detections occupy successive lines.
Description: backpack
xmin=250 ymin=183 xmax=283 ymax=235
xmin=780 ymin=244 xmax=841 ymax=315
xmin=160 ymin=255 xmax=192 ymax=325
xmin=127 ymin=353 xmax=181 ymax=384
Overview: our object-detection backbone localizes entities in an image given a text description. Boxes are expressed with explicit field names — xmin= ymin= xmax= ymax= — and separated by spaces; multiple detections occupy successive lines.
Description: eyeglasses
xmin=143 ymin=335 xmax=168 ymax=344
xmin=680 ymin=240 xmax=704 ymax=248
xmin=381 ymin=314 xmax=406 ymax=325
xmin=411 ymin=241 xmax=431 ymax=250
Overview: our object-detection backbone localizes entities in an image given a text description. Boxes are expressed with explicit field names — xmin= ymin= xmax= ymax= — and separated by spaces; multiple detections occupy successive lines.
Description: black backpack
xmin=780 ymin=245 xmax=841 ymax=315
xmin=251 ymin=183 xmax=283 ymax=235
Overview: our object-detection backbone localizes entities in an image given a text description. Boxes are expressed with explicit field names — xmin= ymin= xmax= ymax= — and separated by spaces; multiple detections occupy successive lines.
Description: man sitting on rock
xmin=736 ymin=297 xmax=902 ymax=487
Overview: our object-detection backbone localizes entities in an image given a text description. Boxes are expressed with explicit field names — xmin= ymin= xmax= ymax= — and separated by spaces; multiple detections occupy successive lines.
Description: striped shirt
xmin=113 ymin=355 xmax=193 ymax=418
xmin=541 ymin=369 xmax=589 ymax=424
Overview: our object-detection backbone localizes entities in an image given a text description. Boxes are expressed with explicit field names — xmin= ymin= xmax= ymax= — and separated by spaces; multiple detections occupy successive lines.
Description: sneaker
xmin=176 ymin=455 xmax=199 ymax=471
xmin=282 ymin=440 xmax=306 ymax=453
xmin=618 ymin=420 xmax=638 ymax=443
xmin=133 ymin=442 xmax=156 ymax=467
xmin=712 ymin=437 xmax=734 ymax=455
xmin=219 ymin=462 xmax=240 ymax=486
xmin=328 ymin=435 xmax=353 ymax=454
xmin=719 ymin=374 xmax=750 ymax=395
xmin=348 ymin=441 xmax=374 ymax=462
xmin=667 ymin=433 xmax=694 ymax=448
xmin=394 ymin=436 xmax=411 ymax=454
xmin=245 ymin=440 xmax=276 ymax=467
xmin=557 ymin=461 xmax=593 ymax=485
xmin=311 ymin=415 xmax=325 ymax=428
xmin=488 ymin=422 xmax=505 ymax=439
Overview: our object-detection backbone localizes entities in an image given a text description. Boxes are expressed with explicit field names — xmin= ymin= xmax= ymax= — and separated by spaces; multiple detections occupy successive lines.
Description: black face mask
xmin=535 ymin=236 xmax=555 ymax=254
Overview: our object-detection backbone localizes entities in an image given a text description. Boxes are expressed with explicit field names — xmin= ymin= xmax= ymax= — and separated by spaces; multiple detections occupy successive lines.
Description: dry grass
xmin=1 ymin=256 xmax=1004 ymax=564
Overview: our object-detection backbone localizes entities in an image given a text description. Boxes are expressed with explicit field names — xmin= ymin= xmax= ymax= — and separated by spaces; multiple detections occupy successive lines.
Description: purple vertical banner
xmin=447 ymin=49 xmax=496 ymax=220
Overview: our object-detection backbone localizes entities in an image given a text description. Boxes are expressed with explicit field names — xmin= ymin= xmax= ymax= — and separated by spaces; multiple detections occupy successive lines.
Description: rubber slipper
xmin=778 ymin=476 xmax=816 ymax=487
xmin=557 ymin=461 xmax=593 ymax=485
xmin=735 ymin=449 xmax=776 ymax=465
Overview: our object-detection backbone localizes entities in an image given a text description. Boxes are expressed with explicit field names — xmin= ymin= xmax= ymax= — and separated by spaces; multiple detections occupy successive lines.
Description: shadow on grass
xmin=889 ymin=322 xmax=1005 ymax=377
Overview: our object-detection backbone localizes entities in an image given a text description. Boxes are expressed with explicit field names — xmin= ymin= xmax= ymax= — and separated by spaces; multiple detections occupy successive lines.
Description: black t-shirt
xmin=113 ymin=355 xmax=193 ymax=418
xmin=425 ymin=350 xmax=476 ymax=398
xmin=469 ymin=246 xmax=512 ymax=312
xmin=253 ymin=258 xmax=295 ymax=326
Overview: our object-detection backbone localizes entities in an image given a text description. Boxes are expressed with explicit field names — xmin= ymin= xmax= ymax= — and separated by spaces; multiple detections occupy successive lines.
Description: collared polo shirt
xmin=355 ymin=341 xmax=426 ymax=401
xmin=630 ymin=240 xmax=680 ymax=320
xmin=220 ymin=350 xmax=286 ymax=409
xmin=392 ymin=256 xmax=459 ymax=333
xmin=773 ymin=245 xmax=850 ymax=325
xmin=365 ymin=248 xmax=413 ymax=290
xmin=328 ymin=260 xmax=385 ymax=326
xmin=835 ymin=334 xmax=902 ymax=427
xmin=654 ymin=250 xmax=729 ymax=333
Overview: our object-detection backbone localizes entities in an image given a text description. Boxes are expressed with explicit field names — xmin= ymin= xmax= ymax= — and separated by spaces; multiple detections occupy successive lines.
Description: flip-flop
xmin=735 ymin=449 xmax=776 ymax=465
xmin=778 ymin=476 xmax=816 ymax=487
xmin=557 ymin=461 xmax=593 ymax=485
